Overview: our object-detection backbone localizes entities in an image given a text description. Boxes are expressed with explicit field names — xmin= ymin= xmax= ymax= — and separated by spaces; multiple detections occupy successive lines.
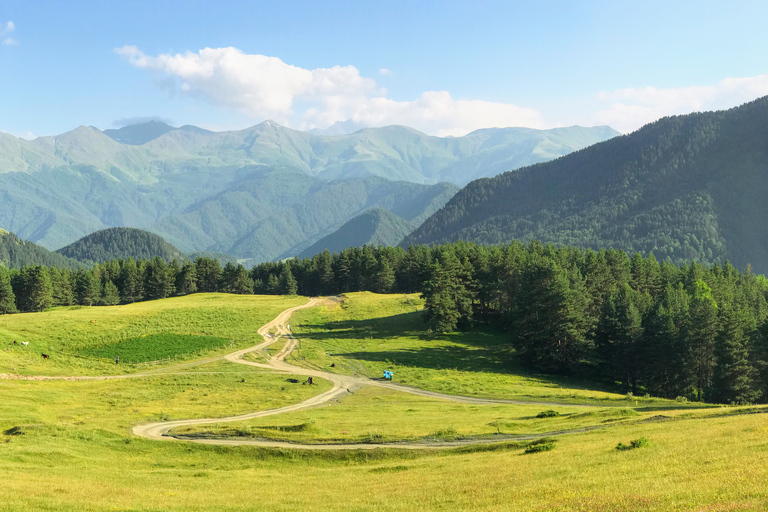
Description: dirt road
xmin=132 ymin=298 xmax=597 ymax=450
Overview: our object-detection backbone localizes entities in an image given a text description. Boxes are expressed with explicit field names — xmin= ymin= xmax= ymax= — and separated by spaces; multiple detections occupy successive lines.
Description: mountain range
xmin=0 ymin=120 xmax=616 ymax=261
xmin=404 ymin=96 xmax=768 ymax=273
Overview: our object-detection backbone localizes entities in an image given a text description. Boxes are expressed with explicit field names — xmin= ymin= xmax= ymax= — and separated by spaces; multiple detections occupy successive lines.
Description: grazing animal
xmin=41 ymin=353 xmax=49 ymax=359
xmin=13 ymin=340 xmax=17 ymax=345
xmin=20 ymin=342 xmax=29 ymax=347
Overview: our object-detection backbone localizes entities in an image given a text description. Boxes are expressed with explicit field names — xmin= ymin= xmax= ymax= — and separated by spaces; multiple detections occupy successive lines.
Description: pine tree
xmin=50 ymin=267 xmax=74 ymax=306
xmin=279 ymin=264 xmax=298 ymax=295
xmin=118 ymin=258 xmax=142 ymax=304
xmin=0 ymin=265 xmax=17 ymax=314
xmin=512 ymin=257 xmax=591 ymax=373
xmin=372 ymin=258 xmax=395 ymax=294
xmin=687 ymin=279 xmax=719 ymax=401
xmin=712 ymin=305 xmax=759 ymax=404
xmin=100 ymin=280 xmax=120 ymax=306
xmin=75 ymin=269 xmax=101 ymax=306
xmin=422 ymin=261 xmax=463 ymax=332
xmin=195 ymin=257 xmax=222 ymax=293
xmin=230 ymin=265 xmax=254 ymax=294
xmin=176 ymin=261 xmax=198 ymax=295
xmin=596 ymin=284 xmax=646 ymax=393
xmin=27 ymin=266 xmax=53 ymax=312
xmin=144 ymin=257 xmax=174 ymax=300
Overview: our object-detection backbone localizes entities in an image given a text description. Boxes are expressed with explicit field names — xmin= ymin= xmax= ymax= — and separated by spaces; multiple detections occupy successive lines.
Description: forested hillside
xmin=0 ymin=229 xmax=85 ymax=270
xmin=297 ymin=209 xmax=413 ymax=258
xmin=3 ymin=240 xmax=767 ymax=404
xmin=0 ymin=121 xmax=616 ymax=258
xmin=405 ymin=97 xmax=768 ymax=273
xmin=56 ymin=227 xmax=186 ymax=263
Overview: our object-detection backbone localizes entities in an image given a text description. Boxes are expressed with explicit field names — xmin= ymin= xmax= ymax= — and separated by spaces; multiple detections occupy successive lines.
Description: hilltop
xmin=405 ymin=96 xmax=768 ymax=272
xmin=56 ymin=227 xmax=186 ymax=263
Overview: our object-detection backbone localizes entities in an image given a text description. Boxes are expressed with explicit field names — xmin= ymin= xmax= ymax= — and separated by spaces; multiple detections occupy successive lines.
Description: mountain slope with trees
xmin=404 ymin=97 xmax=768 ymax=273
xmin=297 ymin=209 xmax=414 ymax=258
xmin=0 ymin=229 xmax=85 ymax=270
xmin=56 ymin=227 xmax=186 ymax=263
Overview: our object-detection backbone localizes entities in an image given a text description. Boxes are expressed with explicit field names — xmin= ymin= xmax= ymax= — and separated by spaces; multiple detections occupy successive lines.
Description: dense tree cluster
xmin=55 ymin=227 xmax=186 ymax=264
xmin=2 ymin=241 xmax=767 ymax=404
xmin=252 ymin=242 xmax=768 ymax=404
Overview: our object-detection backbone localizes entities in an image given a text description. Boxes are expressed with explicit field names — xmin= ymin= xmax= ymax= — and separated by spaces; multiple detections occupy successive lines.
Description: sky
xmin=2 ymin=0 xmax=768 ymax=138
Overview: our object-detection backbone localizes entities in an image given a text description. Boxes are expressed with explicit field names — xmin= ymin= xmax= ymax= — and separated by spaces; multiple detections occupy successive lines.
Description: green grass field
xmin=286 ymin=292 xmax=684 ymax=405
xmin=80 ymin=333 xmax=232 ymax=363
xmin=1 ymin=292 xmax=767 ymax=511
xmin=0 ymin=294 xmax=306 ymax=375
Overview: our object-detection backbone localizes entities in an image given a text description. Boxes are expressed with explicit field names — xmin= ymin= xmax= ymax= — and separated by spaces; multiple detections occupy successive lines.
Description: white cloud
xmin=379 ymin=68 xmax=392 ymax=76
xmin=2 ymin=20 xmax=17 ymax=45
xmin=592 ymin=73 xmax=768 ymax=133
xmin=116 ymin=45 xmax=544 ymax=136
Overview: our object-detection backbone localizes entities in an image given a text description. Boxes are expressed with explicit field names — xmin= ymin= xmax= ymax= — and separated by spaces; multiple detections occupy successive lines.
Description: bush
xmin=430 ymin=427 xmax=461 ymax=441
xmin=616 ymin=437 xmax=650 ymax=451
xmin=625 ymin=392 xmax=634 ymax=400
xmin=536 ymin=410 xmax=560 ymax=418
xmin=676 ymin=396 xmax=688 ymax=402
xmin=525 ymin=441 xmax=556 ymax=454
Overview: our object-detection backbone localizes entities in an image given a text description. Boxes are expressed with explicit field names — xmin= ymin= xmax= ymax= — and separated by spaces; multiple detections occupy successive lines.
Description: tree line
xmin=2 ymin=241 xmax=767 ymax=404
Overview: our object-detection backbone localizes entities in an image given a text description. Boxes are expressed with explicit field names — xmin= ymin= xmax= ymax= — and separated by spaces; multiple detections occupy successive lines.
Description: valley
xmin=1 ymin=292 xmax=766 ymax=511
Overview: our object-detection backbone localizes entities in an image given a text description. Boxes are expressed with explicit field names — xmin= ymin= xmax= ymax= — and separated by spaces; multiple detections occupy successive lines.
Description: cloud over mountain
xmin=116 ymin=45 xmax=545 ymax=136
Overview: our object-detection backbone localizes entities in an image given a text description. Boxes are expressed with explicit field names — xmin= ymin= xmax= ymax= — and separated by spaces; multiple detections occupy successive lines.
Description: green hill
xmin=0 ymin=228 xmax=85 ymax=269
xmin=403 ymin=96 xmax=768 ymax=273
xmin=297 ymin=209 xmax=414 ymax=258
xmin=56 ymin=227 xmax=185 ymax=263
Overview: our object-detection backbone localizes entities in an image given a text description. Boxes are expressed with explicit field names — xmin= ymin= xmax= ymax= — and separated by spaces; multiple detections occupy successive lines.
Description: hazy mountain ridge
xmin=2 ymin=121 xmax=619 ymax=186
xmin=297 ymin=209 xmax=414 ymax=259
xmin=0 ymin=120 xmax=617 ymax=262
xmin=404 ymin=96 xmax=768 ymax=272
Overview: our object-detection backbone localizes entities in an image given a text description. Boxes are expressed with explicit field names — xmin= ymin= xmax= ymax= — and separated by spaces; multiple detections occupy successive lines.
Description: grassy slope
xmin=1 ymin=292 xmax=767 ymax=511
xmin=287 ymin=292 xmax=637 ymax=403
xmin=0 ymin=293 xmax=306 ymax=375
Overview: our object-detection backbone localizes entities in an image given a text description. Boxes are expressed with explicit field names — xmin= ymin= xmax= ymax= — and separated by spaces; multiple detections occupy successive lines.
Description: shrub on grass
xmin=430 ymin=427 xmax=461 ymax=441
xmin=536 ymin=410 xmax=560 ymax=418
xmin=524 ymin=441 xmax=556 ymax=454
xmin=616 ymin=437 xmax=650 ymax=450
xmin=3 ymin=426 xmax=24 ymax=436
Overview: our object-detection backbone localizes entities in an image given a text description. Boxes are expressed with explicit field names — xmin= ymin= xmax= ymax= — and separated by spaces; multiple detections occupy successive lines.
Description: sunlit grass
xmin=0 ymin=293 xmax=306 ymax=376
xmin=288 ymin=292 xmax=683 ymax=405
xmin=1 ymin=292 xmax=767 ymax=511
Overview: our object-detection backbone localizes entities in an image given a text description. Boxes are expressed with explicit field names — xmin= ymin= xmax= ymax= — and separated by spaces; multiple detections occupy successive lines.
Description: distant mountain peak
xmin=103 ymin=121 xmax=176 ymax=145
xmin=308 ymin=119 xmax=366 ymax=136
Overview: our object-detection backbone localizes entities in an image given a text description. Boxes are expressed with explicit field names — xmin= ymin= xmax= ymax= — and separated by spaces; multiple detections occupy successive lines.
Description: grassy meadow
xmin=1 ymin=292 xmax=767 ymax=511
xmin=287 ymin=292 xmax=673 ymax=405
xmin=0 ymin=294 xmax=306 ymax=375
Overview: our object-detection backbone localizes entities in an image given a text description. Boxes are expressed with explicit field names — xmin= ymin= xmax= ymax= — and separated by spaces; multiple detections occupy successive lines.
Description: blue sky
xmin=2 ymin=0 xmax=768 ymax=138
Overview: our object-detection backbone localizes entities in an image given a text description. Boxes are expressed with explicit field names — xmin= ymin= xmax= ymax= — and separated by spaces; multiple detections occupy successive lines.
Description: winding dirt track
xmin=131 ymin=298 xmax=597 ymax=450
xmin=1 ymin=298 xmax=598 ymax=450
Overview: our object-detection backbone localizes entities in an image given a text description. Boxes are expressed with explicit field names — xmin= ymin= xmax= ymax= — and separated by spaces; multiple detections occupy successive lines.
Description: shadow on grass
xmin=300 ymin=311 xmax=621 ymax=394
